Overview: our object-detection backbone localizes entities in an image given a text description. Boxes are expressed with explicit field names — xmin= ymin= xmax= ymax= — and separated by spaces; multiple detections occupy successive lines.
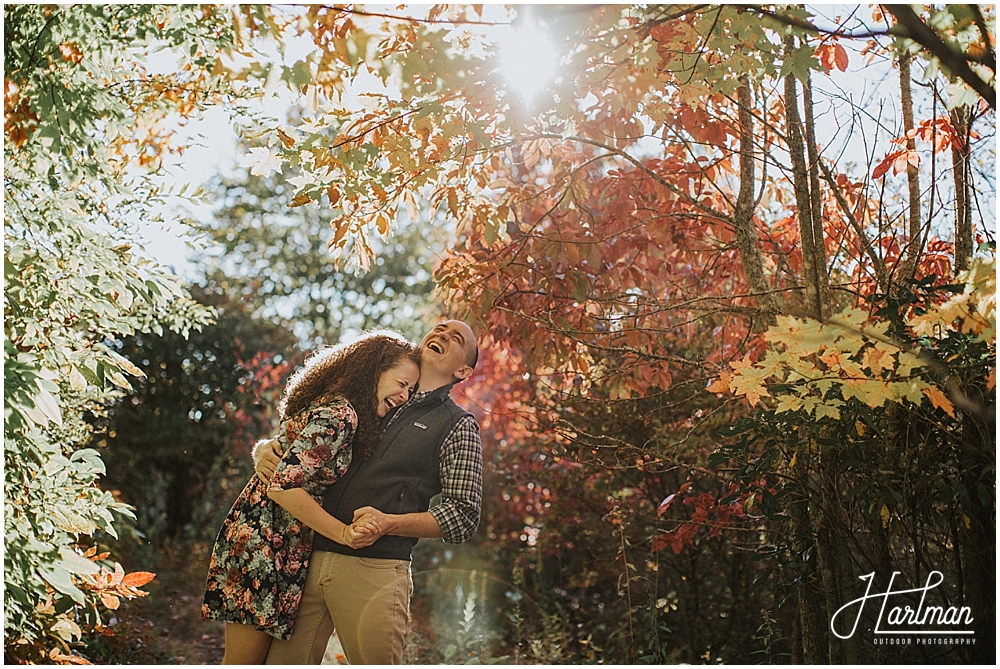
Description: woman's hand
xmin=339 ymin=517 xmax=382 ymax=549
xmin=253 ymin=438 xmax=283 ymax=483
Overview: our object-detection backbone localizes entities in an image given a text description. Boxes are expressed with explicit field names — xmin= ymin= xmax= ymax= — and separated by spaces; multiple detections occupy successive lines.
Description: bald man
xmin=254 ymin=320 xmax=483 ymax=664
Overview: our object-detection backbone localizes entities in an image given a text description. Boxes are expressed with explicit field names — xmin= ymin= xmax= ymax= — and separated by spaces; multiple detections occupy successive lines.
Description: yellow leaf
xmin=961 ymin=513 xmax=971 ymax=530
xmin=814 ymin=404 xmax=841 ymax=420
xmin=923 ymin=385 xmax=956 ymax=418
xmin=880 ymin=504 xmax=890 ymax=528
xmin=855 ymin=420 xmax=865 ymax=437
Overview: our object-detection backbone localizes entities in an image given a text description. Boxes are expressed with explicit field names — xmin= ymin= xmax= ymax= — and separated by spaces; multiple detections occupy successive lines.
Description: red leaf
xmin=834 ymin=43 xmax=849 ymax=72
xmin=656 ymin=494 xmax=676 ymax=517
xmin=650 ymin=533 xmax=671 ymax=553
xmin=121 ymin=571 xmax=156 ymax=587
xmin=872 ymin=151 xmax=898 ymax=179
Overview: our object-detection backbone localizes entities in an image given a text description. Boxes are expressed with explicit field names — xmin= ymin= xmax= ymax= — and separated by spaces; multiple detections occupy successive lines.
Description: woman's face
xmin=375 ymin=358 xmax=420 ymax=418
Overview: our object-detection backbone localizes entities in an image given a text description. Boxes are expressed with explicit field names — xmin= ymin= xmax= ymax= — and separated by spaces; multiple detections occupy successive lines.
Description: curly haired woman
xmin=201 ymin=332 xmax=420 ymax=663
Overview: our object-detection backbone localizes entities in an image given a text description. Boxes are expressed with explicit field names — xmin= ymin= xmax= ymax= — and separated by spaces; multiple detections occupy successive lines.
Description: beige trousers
xmin=265 ymin=551 xmax=412 ymax=665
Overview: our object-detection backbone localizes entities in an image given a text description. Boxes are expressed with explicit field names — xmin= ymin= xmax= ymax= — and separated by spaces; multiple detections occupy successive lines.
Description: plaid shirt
xmin=383 ymin=388 xmax=483 ymax=544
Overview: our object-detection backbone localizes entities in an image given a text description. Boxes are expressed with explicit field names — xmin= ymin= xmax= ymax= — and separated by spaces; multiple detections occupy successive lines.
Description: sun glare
xmin=497 ymin=21 xmax=559 ymax=104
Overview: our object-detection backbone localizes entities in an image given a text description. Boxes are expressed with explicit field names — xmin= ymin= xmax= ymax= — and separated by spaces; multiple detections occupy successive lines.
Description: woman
xmin=201 ymin=332 xmax=421 ymax=664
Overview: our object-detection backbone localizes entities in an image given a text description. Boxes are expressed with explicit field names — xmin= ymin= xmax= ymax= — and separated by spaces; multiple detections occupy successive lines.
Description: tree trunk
xmin=802 ymin=73 xmax=831 ymax=311
xmin=898 ymin=52 xmax=923 ymax=281
xmin=790 ymin=444 xmax=830 ymax=664
xmin=950 ymin=104 xmax=973 ymax=271
xmin=734 ymin=76 xmax=781 ymax=327
xmin=783 ymin=44 xmax=823 ymax=321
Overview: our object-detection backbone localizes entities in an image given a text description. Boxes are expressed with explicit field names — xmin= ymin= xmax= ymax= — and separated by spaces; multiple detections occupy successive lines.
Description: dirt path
xmin=114 ymin=542 xmax=225 ymax=664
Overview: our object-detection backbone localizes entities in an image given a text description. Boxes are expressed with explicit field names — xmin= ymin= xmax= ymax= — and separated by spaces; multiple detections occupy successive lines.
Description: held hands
xmin=253 ymin=438 xmax=283 ymax=483
xmin=340 ymin=511 xmax=384 ymax=549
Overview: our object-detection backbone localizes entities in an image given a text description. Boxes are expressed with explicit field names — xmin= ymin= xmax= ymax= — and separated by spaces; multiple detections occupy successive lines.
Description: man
xmin=252 ymin=320 xmax=483 ymax=664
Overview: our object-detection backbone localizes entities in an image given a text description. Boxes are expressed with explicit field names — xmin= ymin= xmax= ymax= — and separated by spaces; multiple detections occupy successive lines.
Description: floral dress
xmin=201 ymin=395 xmax=356 ymax=639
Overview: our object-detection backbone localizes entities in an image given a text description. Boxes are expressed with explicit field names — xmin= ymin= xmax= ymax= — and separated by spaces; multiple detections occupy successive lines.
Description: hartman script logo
xmin=831 ymin=571 xmax=974 ymax=639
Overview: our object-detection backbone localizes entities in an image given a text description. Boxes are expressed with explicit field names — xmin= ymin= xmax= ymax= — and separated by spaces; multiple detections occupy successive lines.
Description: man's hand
xmin=340 ymin=514 xmax=383 ymax=549
xmin=353 ymin=506 xmax=390 ymax=536
xmin=253 ymin=438 xmax=284 ymax=483
xmin=353 ymin=506 xmax=445 ymax=540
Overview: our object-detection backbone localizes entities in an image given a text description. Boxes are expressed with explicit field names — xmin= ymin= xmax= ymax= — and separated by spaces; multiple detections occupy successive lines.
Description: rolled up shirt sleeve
xmin=429 ymin=416 xmax=483 ymax=544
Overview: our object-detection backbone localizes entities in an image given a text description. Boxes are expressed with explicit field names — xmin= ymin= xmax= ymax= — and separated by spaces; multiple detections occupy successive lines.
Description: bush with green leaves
xmin=3 ymin=4 xmax=253 ymax=660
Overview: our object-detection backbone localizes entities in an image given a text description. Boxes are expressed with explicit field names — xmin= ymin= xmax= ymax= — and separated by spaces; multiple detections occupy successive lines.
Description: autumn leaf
xmin=277 ymin=128 xmax=297 ymax=148
xmin=872 ymin=150 xmax=902 ymax=179
xmin=705 ymin=371 xmax=732 ymax=394
xmin=58 ymin=43 xmax=84 ymax=64
xmin=815 ymin=43 xmax=848 ymax=72
xmin=121 ymin=571 xmax=156 ymax=588
xmin=290 ymin=192 xmax=313 ymax=207
xmin=923 ymin=385 xmax=956 ymax=418
xmin=99 ymin=592 xmax=121 ymax=610
xmin=656 ymin=493 xmax=676 ymax=517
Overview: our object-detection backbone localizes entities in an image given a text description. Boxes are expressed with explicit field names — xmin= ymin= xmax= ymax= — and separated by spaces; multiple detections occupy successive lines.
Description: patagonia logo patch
xmin=413 ymin=422 xmax=428 ymax=430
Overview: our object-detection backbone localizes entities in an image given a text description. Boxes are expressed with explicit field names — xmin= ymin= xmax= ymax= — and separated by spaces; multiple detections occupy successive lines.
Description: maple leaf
xmin=706 ymin=370 xmax=732 ymax=394
xmin=923 ymin=385 xmax=956 ymax=418
xmin=729 ymin=366 xmax=771 ymax=406
xmin=814 ymin=404 xmax=842 ymax=420
xmin=862 ymin=345 xmax=895 ymax=378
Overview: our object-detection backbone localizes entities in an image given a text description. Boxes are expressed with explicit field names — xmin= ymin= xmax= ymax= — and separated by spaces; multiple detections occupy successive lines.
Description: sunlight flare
xmin=497 ymin=20 xmax=559 ymax=103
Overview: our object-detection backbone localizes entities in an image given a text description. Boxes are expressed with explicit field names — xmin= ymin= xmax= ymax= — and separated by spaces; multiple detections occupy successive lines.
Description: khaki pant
xmin=265 ymin=551 xmax=412 ymax=665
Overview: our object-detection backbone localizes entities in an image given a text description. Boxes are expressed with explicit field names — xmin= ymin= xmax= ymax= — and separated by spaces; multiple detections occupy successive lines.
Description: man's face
xmin=420 ymin=320 xmax=475 ymax=380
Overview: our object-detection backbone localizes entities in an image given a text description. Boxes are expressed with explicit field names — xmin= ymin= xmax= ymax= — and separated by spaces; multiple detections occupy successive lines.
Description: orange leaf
xmin=58 ymin=43 xmax=84 ymax=64
xmin=121 ymin=571 xmax=156 ymax=588
xmin=327 ymin=185 xmax=341 ymax=207
xmin=987 ymin=367 xmax=996 ymax=392
xmin=923 ymin=386 xmax=955 ymax=418
xmin=99 ymin=592 xmax=121 ymax=610
xmin=111 ymin=562 xmax=125 ymax=586
xmin=706 ymin=371 xmax=732 ymax=394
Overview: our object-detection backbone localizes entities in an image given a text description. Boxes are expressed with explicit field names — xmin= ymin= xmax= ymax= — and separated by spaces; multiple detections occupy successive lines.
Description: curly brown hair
xmin=278 ymin=331 xmax=420 ymax=461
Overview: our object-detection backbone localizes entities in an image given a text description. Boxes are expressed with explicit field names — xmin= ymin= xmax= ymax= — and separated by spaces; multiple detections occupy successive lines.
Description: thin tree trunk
xmin=790 ymin=444 xmax=830 ymax=664
xmin=783 ymin=43 xmax=823 ymax=320
xmin=950 ymin=104 xmax=973 ymax=271
xmin=734 ymin=76 xmax=781 ymax=327
xmin=899 ymin=53 xmax=922 ymax=281
xmin=802 ymin=73 xmax=831 ymax=311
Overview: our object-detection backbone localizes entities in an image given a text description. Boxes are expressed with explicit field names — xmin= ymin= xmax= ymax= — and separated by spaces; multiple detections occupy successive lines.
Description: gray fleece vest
xmin=313 ymin=385 xmax=472 ymax=560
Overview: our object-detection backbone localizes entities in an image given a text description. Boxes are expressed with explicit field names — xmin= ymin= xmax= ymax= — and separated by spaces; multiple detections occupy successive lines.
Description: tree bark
xmin=734 ymin=77 xmax=781 ymax=327
xmin=802 ymin=73 xmax=831 ymax=311
xmin=784 ymin=61 xmax=823 ymax=320
xmin=790 ymin=444 xmax=831 ymax=664
xmin=898 ymin=52 xmax=923 ymax=282
xmin=950 ymin=104 xmax=973 ymax=271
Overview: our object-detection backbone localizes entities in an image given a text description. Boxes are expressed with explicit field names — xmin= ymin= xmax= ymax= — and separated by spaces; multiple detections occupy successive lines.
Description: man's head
xmin=419 ymin=320 xmax=478 ymax=386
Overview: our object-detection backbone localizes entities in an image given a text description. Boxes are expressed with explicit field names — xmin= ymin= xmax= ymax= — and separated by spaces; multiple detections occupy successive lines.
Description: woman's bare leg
xmin=223 ymin=623 xmax=272 ymax=664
